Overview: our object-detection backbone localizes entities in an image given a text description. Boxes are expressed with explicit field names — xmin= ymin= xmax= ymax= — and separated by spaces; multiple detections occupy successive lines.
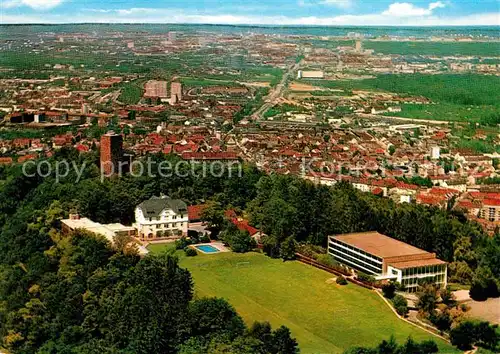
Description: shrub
xmin=440 ymin=286 xmax=456 ymax=307
xmin=357 ymin=272 xmax=376 ymax=285
xmin=187 ymin=229 xmax=200 ymax=242
xmin=382 ymin=282 xmax=396 ymax=299
xmin=392 ymin=295 xmax=409 ymax=317
xmin=280 ymin=237 xmax=296 ymax=261
xmin=175 ymin=237 xmax=192 ymax=250
xmin=315 ymin=254 xmax=334 ymax=267
xmin=199 ymin=234 xmax=211 ymax=243
xmin=336 ymin=275 xmax=348 ymax=285
xmin=297 ymin=243 xmax=326 ymax=258
xmin=184 ymin=247 xmax=197 ymax=257
xmin=430 ymin=311 xmax=452 ymax=332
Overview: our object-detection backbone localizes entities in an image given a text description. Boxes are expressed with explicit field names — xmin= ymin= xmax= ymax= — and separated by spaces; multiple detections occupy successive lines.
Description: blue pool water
xmin=195 ymin=245 xmax=220 ymax=253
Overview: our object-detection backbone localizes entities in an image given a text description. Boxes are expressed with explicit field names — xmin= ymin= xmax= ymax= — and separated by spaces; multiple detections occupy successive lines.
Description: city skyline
xmin=1 ymin=0 xmax=499 ymax=25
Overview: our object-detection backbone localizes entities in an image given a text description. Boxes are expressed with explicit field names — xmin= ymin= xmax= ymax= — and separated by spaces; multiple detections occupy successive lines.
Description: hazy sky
xmin=1 ymin=0 xmax=499 ymax=25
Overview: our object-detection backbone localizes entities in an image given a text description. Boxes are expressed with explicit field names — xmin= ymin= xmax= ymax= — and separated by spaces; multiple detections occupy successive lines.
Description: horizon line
xmin=1 ymin=22 xmax=500 ymax=28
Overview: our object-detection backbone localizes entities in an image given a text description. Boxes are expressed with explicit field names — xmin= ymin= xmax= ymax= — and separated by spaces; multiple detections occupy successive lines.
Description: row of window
xmin=329 ymin=239 xmax=383 ymax=263
xmin=147 ymin=214 xmax=186 ymax=222
xmin=329 ymin=248 xmax=382 ymax=275
xmin=331 ymin=252 xmax=378 ymax=275
xmin=480 ymin=207 xmax=498 ymax=222
xmin=329 ymin=242 xmax=383 ymax=271
xmin=144 ymin=222 xmax=186 ymax=229
xmin=405 ymin=283 xmax=443 ymax=293
xmin=401 ymin=274 xmax=446 ymax=288
xmin=401 ymin=264 xmax=446 ymax=277
xmin=142 ymin=229 xmax=183 ymax=239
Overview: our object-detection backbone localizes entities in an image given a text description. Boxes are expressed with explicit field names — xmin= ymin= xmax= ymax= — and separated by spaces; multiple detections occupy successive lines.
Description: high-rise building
xmin=100 ymin=132 xmax=123 ymax=176
xmin=171 ymin=82 xmax=182 ymax=104
xmin=144 ymin=80 xmax=168 ymax=98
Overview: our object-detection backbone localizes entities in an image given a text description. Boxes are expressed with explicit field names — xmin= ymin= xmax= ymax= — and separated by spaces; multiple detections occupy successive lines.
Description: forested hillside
xmin=0 ymin=148 xmax=499 ymax=352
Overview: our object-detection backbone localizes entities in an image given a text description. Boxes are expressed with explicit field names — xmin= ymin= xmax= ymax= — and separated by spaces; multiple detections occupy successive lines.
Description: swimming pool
xmin=194 ymin=245 xmax=220 ymax=253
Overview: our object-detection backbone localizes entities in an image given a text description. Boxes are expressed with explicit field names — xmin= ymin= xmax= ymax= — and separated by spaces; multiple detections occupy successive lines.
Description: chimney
xmin=69 ymin=213 xmax=80 ymax=220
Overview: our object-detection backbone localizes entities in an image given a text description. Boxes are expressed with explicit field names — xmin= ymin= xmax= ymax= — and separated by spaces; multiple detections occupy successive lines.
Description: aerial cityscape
xmin=0 ymin=1 xmax=499 ymax=353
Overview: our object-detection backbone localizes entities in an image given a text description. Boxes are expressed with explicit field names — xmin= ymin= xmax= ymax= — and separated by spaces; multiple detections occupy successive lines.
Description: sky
xmin=0 ymin=0 xmax=499 ymax=25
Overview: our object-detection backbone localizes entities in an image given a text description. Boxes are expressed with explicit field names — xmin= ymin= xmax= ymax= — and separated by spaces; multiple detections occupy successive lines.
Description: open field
xmin=149 ymin=246 xmax=459 ymax=354
xmin=289 ymin=82 xmax=322 ymax=91
xmin=364 ymin=41 xmax=500 ymax=56
xmin=301 ymin=74 xmax=500 ymax=125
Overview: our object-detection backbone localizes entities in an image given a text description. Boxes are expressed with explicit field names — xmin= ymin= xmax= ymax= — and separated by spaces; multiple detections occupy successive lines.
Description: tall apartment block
xmin=171 ymin=82 xmax=182 ymax=104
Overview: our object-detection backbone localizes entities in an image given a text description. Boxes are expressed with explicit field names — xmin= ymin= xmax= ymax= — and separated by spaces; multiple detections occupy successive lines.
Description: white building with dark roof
xmin=134 ymin=196 xmax=188 ymax=240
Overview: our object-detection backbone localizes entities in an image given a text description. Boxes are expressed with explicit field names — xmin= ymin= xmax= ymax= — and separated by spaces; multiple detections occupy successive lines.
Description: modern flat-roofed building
xmin=328 ymin=232 xmax=447 ymax=292
xmin=61 ymin=214 xmax=148 ymax=256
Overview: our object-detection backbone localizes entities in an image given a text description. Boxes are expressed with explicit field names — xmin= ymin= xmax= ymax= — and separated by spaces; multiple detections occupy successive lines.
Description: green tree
xmin=416 ymin=284 xmax=438 ymax=315
xmin=280 ymin=236 xmax=296 ymax=261
xmin=188 ymin=298 xmax=245 ymax=340
xmin=392 ymin=295 xmax=408 ymax=317
xmin=200 ymin=201 xmax=225 ymax=231
xmin=127 ymin=110 xmax=136 ymax=120
xmin=449 ymin=321 xmax=476 ymax=350
xmin=220 ymin=223 xmax=256 ymax=253
xmin=271 ymin=326 xmax=299 ymax=354
xmin=382 ymin=282 xmax=396 ymax=299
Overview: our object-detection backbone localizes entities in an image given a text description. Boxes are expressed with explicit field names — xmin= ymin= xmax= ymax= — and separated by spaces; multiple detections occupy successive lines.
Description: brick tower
xmin=100 ymin=132 xmax=123 ymax=176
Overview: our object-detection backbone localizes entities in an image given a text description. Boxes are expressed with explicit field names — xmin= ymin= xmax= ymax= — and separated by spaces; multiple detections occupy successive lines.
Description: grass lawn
xmin=149 ymin=246 xmax=459 ymax=353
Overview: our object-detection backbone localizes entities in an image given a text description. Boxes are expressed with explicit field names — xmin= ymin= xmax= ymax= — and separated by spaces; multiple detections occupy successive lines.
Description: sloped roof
xmin=137 ymin=196 xmax=187 ymax=217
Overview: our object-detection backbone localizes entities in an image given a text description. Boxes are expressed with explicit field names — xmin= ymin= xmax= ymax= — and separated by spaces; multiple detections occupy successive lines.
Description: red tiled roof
xmin=484 ymin=199 xmax=500 ymax=207
xmin=75 ymin=144 xmax=89 ymax=152
xmin=0 ymin=157 xmax=13 ymax=164
xmin=188 ymin=204 xmax=206 ymax=222
xmin=181 ymin=152 xmax=238 ymax=160
xmin=417 ymin=194 xmax=446 ymax=206
xmin=17 ymin=154 xmax=37 ymax=163
xmin=163 ymin=145 xmax=172 ymax=154
xmin=231 ymin=218 xmax=259 ymax=236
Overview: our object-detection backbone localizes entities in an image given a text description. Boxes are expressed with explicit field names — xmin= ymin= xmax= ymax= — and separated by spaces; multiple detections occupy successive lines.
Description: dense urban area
xmin=0 ymin=24 xmax=499 ymax=354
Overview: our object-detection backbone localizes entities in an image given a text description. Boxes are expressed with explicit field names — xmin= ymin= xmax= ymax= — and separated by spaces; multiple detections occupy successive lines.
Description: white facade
xmin=134 ymin=197 xmax=188 ymax=239
xmin=431 ymin=146 xmax=441 ymax=160
xmin=328 ymin=234 xmax=447 ymax=293
xmin=297 ymin=70 xmax=325 ymax=79
xmin=397 ymin=264 xmax=448 ymax=293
